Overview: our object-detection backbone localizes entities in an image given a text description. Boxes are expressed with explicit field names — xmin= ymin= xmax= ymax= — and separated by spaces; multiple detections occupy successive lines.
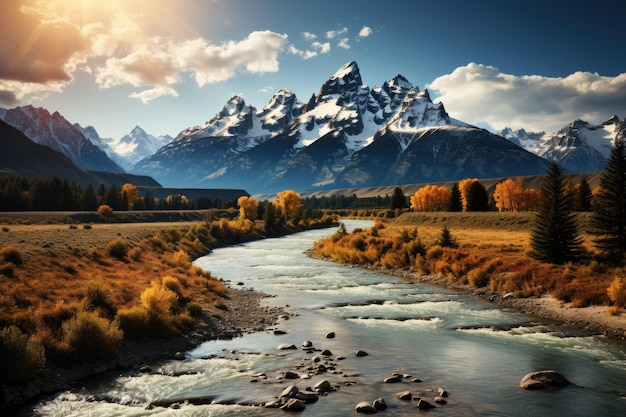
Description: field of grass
xmin=315 ymin=211 xmax=624 ymax=311
xmin=0 ymin=212 xmax=337 ymax=385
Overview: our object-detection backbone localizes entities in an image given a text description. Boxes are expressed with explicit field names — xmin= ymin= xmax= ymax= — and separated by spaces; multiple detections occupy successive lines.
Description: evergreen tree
xmin=447 ymin=182 xmax=463 ymax=211
xmin=389 ymin=187 xmax=407 ymax=210
xmin=263 ymin=201 xmax=277 ymax=232
xmin=437 ymin=226 xmax=458 ymax=248
xmin=465 ymin=181 xmax=489 ymax=211
xmin=530 ymin=162 xmax=584 ymax=264
xmin=590 ymin=139 xmax=626 ymax=263
xmin=576 ymin=178 xmax=593 ymax=212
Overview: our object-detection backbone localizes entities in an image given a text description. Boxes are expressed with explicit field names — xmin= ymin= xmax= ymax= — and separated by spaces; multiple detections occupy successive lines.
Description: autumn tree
xmin=493 ymin=179 xmax=523 ymax=212
xmin=590 ymin=138 xmax=626 ymax=263
xmin=121 ymin=183 xmax=139 ymax=210
xmin=459 ymin=178 xmax=489 ymax=211
xmin=410 ymin=185 xmax=451 ymax=212
xmin=275 ymin=190 xmax=302 ymax=224
xmin=530 ymin=162 xmax=584 ymax=264
xmin=237 ymin=195 xmax=259 ymax=221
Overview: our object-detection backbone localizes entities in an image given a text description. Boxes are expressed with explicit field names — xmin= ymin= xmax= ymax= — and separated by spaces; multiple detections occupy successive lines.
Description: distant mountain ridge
xmin=498 ymin=116 xmax=625 ymax=173
xmin=133 ymin=61 xmax=551 ymax=193
xmin=0 ymin=105 xmax=124 ymax=173
xmin=0 ymin=119 xmax=160 ymax=187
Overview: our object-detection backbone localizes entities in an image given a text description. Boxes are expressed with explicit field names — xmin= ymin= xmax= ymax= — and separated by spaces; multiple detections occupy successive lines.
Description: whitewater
xmin=27 ymin=220 xmax=626 ymax=416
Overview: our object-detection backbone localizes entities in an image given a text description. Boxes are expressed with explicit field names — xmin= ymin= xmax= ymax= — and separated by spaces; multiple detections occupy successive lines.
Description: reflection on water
xmin=27 ymin=221 xmax=626 ymax=417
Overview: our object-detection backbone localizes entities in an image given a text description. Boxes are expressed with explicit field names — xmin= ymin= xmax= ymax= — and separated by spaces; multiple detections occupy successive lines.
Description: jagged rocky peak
xmin=603 ymin=114 xmax=620 ymax=126
xmin=318 ymin=61 xmax=363 ymax=98
xmin=219 ymin=95 xmax=252 ymax=118
xmin=389 ymin=88 xmax=450 ymax=130
xmin=259 ymin=88 xmax=302 ymax=132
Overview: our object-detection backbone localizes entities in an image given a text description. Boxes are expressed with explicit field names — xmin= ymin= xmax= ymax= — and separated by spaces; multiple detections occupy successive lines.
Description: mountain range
xmin=498 ymin=116 xmax=626 ymax=173
xmin=1 ymin=61 xmax=624 ymax=194
xmin=0 ymin=119 xmax=160 ymax=187
xmin=131 ymin=61 xmax=553 ymax=193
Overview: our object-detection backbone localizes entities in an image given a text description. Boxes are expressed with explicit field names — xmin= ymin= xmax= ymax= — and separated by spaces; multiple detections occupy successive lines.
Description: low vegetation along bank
xmin=314 ymin=211 xmax=626 ymax=337
xmin=0 ymin=208 xmax=337 ymax=409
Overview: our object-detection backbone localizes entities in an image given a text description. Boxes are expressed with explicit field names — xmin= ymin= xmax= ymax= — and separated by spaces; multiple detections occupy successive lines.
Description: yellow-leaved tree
xmin=410 ymin=185 xmax=451 ymax=212
xmin=121 ymin=183 xmax=139 ymax=210
xmin=237 ymin=195 xmax=259 ymax=221
xmin=275 ymin=190 xmax=302 ymax=224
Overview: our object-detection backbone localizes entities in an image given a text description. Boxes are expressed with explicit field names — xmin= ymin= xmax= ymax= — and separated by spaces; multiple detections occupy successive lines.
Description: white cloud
xmin=358 ymin=26 xmax=373 ymax=38
xmin=337 ymin=37 xmax=350 ymax=50
xmin=129 ymin=86 xmax=179 ymax=104
xmin=312 ymin=42 xmax=331 ymax=54
xmin=0 ymin=1 xmax=288 ymax=104
xmin=303 ymin=32 xmax=317 ymax=41
xmin=326 ymin=27 xmax=348 ymax=39
xmin=428 ymin=63 xmax=626 ymax=133
xmin=289 ymin=45 xmax=318 ymax=60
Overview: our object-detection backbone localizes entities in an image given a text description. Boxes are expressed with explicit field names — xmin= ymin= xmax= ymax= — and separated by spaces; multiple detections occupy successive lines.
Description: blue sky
xmin=1 ymin=0 xmax=625 ymax=139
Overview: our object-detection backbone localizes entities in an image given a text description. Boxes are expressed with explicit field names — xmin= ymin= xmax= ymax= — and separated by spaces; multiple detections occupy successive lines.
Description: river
xmin=28 ymin=220 xmax=626 ymax=416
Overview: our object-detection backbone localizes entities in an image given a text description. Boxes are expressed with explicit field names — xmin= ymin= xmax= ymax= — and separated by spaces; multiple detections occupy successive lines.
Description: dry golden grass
xmin=316 ymin=211 xmax=625 ymax=309
xmin=0 ymin=221 xmax=229 ymax=368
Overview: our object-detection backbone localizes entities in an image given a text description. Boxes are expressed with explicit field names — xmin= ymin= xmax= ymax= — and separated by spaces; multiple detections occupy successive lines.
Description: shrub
xmin=467 ymin=267 xmax=490 ymax=288
xmin=140 ymin=282 xmax=178 ymax=317
xmin=83 ymin=223 xmax=92 ymax=230
xmin=129 ymin=246 xmax=143 ymax=261
xmin=1 ymin=246 xmax=23 ymax=266
xmin=162 ymin=276 xmax=185 ymax=302
xmin=607 ymin=277 xmax=626 ymax=307
xmin=426 ymin=245 xmax=444 ymax=260
xmin=170 ymin=250 xmax=191 ymax=268
xmin=0 ymin=262 xmax=15 ymax=277
xmin=97 ymin=205 xmax=113 ymax=215
xmin=116 ymin=306 xmax=150 ymax=339
xmin=187 ymin=302 xmax=203 ymax=317
xmin=107 ymin=238 xmax=128 ymax=260
xmin=62 ymin=311 xmax=123 ymax=362
xmin=84 ymin=279 xmax=115 ymax=317
xmin=0 ymin=325 xmax=45 ymax=384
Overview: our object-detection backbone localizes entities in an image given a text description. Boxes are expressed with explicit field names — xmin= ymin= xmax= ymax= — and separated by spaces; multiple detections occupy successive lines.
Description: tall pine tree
xmin=530 ymin=162 xmax=584 ymax=264
xmin=590 ymin=138 xmax=626 ymax=263
xmin=447 ymin=182 xmax=463 ymax=212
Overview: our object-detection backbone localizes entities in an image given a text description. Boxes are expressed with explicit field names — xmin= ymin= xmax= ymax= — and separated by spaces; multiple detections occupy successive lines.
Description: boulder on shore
xmin=520 ymin=370 xmax=571 ymax=389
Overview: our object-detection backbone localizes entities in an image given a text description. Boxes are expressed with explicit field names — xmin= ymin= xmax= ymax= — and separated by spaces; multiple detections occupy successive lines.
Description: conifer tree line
xmin=530 ymin=139 xmax=626 ymax=264
xmin=0 ymin=176 xmax=233 ymax=211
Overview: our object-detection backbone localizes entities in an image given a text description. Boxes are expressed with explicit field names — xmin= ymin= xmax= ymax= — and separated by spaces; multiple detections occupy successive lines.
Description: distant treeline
xmin=301 ymin=194 xmax=391 ymax=209
xmin=0 ymin=176 xmax=236 ymax=211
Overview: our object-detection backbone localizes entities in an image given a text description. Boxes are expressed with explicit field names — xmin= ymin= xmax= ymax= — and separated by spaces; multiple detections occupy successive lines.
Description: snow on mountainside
xmin=133 ymin=61 xmax=551 ymax=193
xmin=0 ymin=105 xmax=123 ymax=172
xmin=499 ymin=115 xmax=623 ymax=173
xmin=79 ymin=125 xmax=173 ymax=171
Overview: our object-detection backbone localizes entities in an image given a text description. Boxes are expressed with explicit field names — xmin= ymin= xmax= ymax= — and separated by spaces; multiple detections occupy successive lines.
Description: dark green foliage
xmin=437 ymin=226 xmax=458 ymax=248
xmin=447 ymin=182 xmax=463 ymax=211
xmin=530 ymin=162 xmax=584 ymax=264
xmin=465 ymin=181 xmax=489 ymax=211
xmin=390 ymin=187 xmax=407 ymax=210
xmin=0 ymin=326 xmax=45 ymax=384
xmin=590 ymin=139 xmax=626 ymax=263
xmin=576 ymin=178 xmax=593 ymax=212
xmin=262 ymin=201 xmax=278 ymax=231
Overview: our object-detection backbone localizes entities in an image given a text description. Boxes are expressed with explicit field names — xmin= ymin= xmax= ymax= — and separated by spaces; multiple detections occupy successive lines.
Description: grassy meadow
xmin=315 ymin=211 xmax=626 ymax=311
xmin=0 ymin=211 xmax=337 ymax=385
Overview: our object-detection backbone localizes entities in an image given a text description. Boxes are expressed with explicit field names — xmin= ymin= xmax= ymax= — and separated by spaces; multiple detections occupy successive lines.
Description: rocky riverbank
xmin=381 ymin=268 xmax=626 ymax=340
xmin=2 ymin=286 xmax=284 ymax=412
